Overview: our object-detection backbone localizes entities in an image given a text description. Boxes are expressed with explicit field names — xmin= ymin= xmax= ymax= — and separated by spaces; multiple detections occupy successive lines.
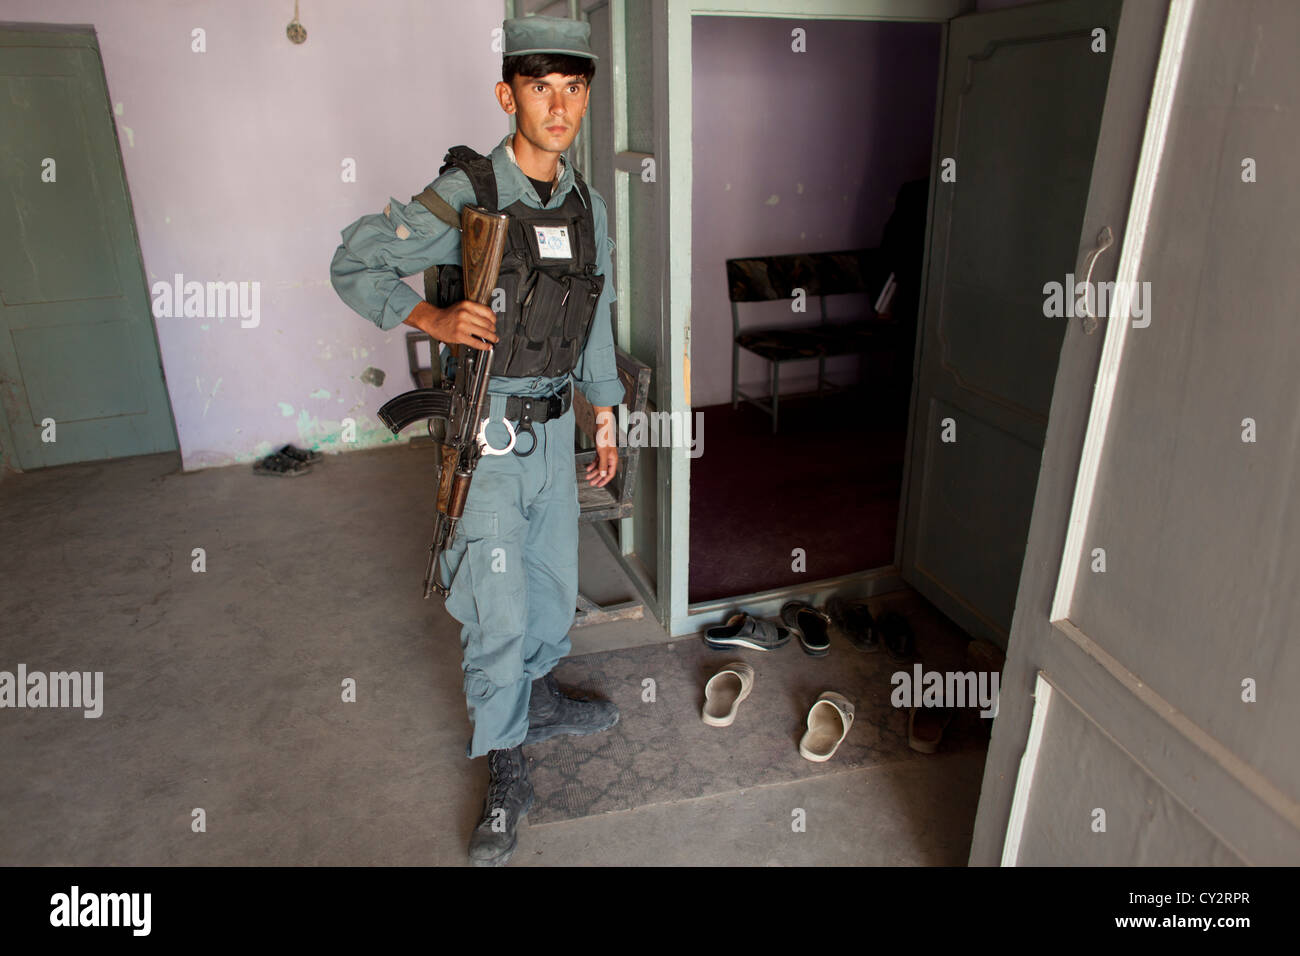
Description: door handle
xmin=1078 ymin=226 xmax=1114 ymax=334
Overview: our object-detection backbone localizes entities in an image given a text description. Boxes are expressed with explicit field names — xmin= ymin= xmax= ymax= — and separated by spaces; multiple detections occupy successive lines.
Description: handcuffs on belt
xmin=476 ymin=383 xmax=571 ymax=459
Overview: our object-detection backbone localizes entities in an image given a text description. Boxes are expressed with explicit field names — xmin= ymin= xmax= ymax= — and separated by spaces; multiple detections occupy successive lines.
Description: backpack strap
xmin=438 ymin=144 xmax=498 ymax=212
xmin=409 ymin=145 xmax=497 ymax=308
xmin=409 ymin=144 xmax=500 ymax=231
xmin=407 ymin=185 xmax=459 ymax=305
xmin=570 ymin=168 xmax=598 ymax=274
xmin=411 ymin=186 xmax=461 ymax=231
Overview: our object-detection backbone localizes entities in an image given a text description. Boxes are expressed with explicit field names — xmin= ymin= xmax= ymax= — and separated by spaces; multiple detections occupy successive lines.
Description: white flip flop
xmin=799 ymin=691 xmax=855 ymax=761
xmin=702 ymin=663 xmax=755 ymax=727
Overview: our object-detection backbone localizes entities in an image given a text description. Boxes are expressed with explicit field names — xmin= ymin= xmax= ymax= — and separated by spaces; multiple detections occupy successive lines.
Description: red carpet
xmin=689 ymin=380 xmax=910 ymax=603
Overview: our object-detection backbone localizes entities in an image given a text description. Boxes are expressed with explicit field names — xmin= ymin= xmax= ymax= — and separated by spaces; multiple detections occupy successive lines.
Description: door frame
xmin=504 ymin=0 xmax=664 ymax=620
xmin=666 ymin=0 xmax=966 ymax=636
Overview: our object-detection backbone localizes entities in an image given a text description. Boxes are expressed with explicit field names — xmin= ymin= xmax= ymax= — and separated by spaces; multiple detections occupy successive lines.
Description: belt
xmin=502 ymin=381 xmax=572 ymax=425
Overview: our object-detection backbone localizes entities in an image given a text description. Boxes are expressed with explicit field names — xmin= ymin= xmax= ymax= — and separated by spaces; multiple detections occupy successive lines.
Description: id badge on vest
xmin=531 ymin=224 xmax=574 ymax=262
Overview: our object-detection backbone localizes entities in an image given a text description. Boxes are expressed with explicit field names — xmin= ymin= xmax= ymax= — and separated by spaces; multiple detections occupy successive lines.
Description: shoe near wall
xmin=824 ymin=595 xmax=879 ymax=653
xmin=781 ymin=602 xmax=832 ymax=657
xmin=704 ymin=612 xmax=792 ymax=652
xmin=876 ymin=611 xmax=916 ymax=663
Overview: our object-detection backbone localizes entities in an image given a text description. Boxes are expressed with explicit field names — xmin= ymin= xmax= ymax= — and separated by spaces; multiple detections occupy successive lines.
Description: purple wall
xmin=691 ymin=16 xmax=940 ymax=407
xmin=2 ymin=0 xmax=505 ymax=470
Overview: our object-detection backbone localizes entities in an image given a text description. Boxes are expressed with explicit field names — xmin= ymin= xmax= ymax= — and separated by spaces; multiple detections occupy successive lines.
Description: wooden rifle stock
xmin=436 ymin=444 xmax=458 ymax=514
xmin=423 ymin=204 xmax=510 ymax=598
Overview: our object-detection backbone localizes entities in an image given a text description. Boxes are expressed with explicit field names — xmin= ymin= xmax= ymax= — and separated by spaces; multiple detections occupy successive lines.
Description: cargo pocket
xmin=458 ymin=509 xmax=498 ymax=540
xmin=444 ymin=508 xmax=498 ymax=625
xmin=463 ymin=671 xmax=496 ymax=702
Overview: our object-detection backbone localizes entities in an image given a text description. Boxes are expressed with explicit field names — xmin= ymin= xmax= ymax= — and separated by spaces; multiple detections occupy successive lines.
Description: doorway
xmin=673 ymin=0 xmax=1121 ymax=657
xmin=687 ymin=15 xmax=941 ymax=604
xmin=661 ymin=0 xmax=1134 ymax=866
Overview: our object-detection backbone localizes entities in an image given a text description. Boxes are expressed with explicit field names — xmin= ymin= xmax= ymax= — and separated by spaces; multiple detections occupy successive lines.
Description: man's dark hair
xmin=503 ymin=52 xmax=596 ymax=88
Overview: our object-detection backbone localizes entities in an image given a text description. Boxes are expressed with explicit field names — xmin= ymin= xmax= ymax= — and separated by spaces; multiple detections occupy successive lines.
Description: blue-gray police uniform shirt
xmin=329 ymin=133 xmax=624 ymax=408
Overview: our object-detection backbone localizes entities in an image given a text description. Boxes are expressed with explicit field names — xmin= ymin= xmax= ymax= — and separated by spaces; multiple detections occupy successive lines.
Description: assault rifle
xmin=377 ymin=204 xmax=511 ymax=598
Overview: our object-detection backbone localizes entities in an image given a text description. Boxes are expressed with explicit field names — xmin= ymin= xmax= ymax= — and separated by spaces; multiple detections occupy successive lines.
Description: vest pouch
xmin=563 ymin=275 xmax=602 ymax=339
xmin=521 ymin=269 xmax=568 ymax=340
xmin=493 ymin=271 xmax=520 ymax=343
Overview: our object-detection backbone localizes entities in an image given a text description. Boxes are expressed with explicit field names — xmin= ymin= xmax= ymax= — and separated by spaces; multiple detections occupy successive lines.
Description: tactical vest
xmin=416 ymin=145 xmax=604 ymax=381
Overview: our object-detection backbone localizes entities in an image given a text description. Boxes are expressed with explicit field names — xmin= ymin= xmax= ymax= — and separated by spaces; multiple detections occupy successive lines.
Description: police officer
xmin=329 ymin=15 xmax=623 ymax=866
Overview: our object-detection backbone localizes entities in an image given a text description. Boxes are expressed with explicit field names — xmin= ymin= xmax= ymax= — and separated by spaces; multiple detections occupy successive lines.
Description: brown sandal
xmin=908 ymin=705 xmax=955 ymax=754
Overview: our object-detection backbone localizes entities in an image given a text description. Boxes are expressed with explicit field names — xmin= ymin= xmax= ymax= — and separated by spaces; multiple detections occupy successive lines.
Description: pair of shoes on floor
xmin=466 ymin=673 xmax=621 ymax=866
xmin=704 ymin=604 xmax=832 ymax=657
xmin=252 ymin=443 xmax=324 ymax=477
xmin=701 ymin=663 xmax=855 ymax=762
xmin=825 ymin=596 xmax=917 ymax=661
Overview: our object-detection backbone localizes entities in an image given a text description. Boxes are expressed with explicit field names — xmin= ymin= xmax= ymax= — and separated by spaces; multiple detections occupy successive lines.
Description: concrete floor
xmin=0 ymin=446 xmax=983 ymax=865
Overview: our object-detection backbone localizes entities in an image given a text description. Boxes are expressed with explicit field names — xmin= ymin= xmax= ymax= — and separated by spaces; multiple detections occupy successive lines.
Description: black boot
xmin=467 ymin=745 xmax=534 ymax=867
xmin=524 ymin=672 xmax=620 ymax=745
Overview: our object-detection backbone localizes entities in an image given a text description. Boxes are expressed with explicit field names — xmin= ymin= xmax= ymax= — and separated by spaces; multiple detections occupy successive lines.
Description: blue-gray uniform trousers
xmin=438 ymin=388 xmax=578 ymax=759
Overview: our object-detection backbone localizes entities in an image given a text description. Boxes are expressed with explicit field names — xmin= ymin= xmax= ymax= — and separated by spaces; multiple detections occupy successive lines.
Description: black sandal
xmin=276 ymin=443 xmax=323 ymax=465
xmin=253 ymin=451 xmax=313 ymax=477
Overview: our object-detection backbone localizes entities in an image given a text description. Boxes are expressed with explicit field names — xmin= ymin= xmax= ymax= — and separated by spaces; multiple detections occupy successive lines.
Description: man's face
xmin=499 ymin=72 xmax=589 ymax=157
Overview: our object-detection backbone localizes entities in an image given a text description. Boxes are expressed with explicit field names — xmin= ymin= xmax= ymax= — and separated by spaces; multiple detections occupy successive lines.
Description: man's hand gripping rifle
xmin=377 ymin=205 xmax=512 ymax=598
